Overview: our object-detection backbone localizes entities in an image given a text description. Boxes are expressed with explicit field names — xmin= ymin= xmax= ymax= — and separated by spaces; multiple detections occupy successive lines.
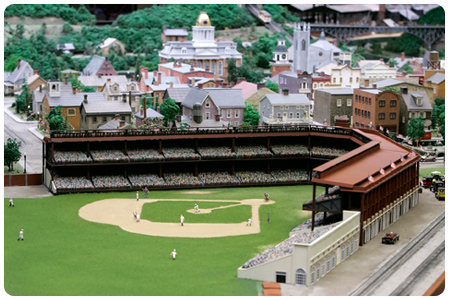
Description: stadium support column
xmin=312 ymin=182 xmax=316 ymax=231
xmin=360 ymin=193 xmax=365 ymax=246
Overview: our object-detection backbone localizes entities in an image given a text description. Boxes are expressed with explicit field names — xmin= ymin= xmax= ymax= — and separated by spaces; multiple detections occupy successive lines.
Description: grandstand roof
xmin=312 ymin=129 xmax=420 ymax=192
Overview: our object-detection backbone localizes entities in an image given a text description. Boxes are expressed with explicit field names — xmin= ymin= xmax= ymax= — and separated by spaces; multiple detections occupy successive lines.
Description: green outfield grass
xmin=140 ymin=200 xmax=251 ymax=223
xmin=4 ymin=185 xmax=322 ymax=296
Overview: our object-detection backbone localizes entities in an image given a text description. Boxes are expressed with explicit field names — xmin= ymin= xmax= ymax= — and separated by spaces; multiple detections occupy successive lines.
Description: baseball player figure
xmin=246 ymin=218 xmax=252 ymax=226
xmin=136 ymin=191 xmax=140 ymax=201
xmin=143 ymin=186 xmax=149 ymax=198
xmin=9 ymin=197 xmax=14 ymax=207
xmin=171 ymin=249 xmax=177 ymax=260
xmin=18 ymin=229 xmax=24 ymax=241
xmin=194 ymin=203 xmax=200 ymax=213
xmin=264 ymin=193 xmax=270 ymax=201
xmin=180 ymin=214 xmax=185 ymax=226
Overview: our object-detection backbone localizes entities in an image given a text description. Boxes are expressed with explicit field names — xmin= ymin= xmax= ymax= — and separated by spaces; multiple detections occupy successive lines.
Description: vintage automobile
xmin=435 ymin=187 xmax=445 ymax=201
xmin=421 ymin=176 xmax=434 ymax=188
xmin=431 ymin=180 xmax=445 ymax=193
xmin=382 ymin=232 xmax=400 ymax=244
xmin=421 ymin=155 xmax=437 ymax=162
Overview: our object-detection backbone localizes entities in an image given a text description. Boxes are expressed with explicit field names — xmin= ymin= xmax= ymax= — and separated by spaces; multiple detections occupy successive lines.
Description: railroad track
xmin=349 ymin=212 xmax=445 ymax=296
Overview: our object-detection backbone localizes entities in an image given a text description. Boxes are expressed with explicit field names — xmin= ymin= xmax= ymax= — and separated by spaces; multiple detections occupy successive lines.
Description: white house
xmin=330 ymin=65 xmax=361 ymax=88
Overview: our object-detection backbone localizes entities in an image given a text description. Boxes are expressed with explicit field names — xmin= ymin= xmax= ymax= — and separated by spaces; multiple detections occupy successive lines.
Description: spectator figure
xmin=267 ymin=211 xmax=270 ymax=223
xmin=143 ymin=186 xmax=149 ymax=198
xmin=264 ymin=193 xmax=270 ymax=201
xmin=180 ymin=214 xmax=185 ymax=226
xmin=18 ymin=229 xmax=24 ymax=241
xmin=9 ymin=197 xmax=14 ymax=207
xmin=247 ymin=218 xmax=252 ymax=226
xmin=136 ymin=191 xmax=139 ymax=201
xmin=194 ymin=203 xmax=200 ymax=213
xmin=171 ymin=249 xmax=177 ymax=260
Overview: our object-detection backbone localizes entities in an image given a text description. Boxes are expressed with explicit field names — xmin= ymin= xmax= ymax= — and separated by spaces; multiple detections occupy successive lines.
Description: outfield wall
xmin=237 ymin=211 xmax=360 ymax=286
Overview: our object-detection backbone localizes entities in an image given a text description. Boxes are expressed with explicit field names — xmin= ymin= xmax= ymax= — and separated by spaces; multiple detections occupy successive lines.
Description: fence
xmin=4 ymin=173 xmax=42 ymax=186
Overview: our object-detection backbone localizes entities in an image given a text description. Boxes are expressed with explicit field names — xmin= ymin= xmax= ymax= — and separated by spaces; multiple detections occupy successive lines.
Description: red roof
xmin=232 ymin=81 xmax=258 ymax=99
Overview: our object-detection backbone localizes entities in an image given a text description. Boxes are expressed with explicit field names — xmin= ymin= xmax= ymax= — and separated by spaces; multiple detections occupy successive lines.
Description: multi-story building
xmin=158 ymin=11 xmax=242 ymax=79
xmin=259 ymin=89 xmax=312 ymax=125
xmin=423 ymin=71 xmax=445 ymax=102
xmin=4 ymin=59 xmax=34 ymax=95
xmin=353 ymin=88 xmax=400 ymax=133
xmin=102 ymin=79 xmax=142 ymax=114
xmin=330 ymin=64 xmax=361 ymax=88
xmin=398 ymin=87 xmax=433 ymax=136
xmin=161 ymin=27 xmax=188 ymax=43
xmin=158 ymin=61 xmax=214 ymax=85
xmin=314 ymin=88 xmax=354 ymax=126
xmin=82 ymin=55 xmax=117 ymax=76
xmin=371 ymin=78 xmax=435 ymax=105
xmin=80 ymin=96 xmax=132 ymax=130
xmin=41 ymin=78 xmax=105 ymax=130
xmin=181 ymin=87 xmax=245 ymax=127
xmin=270 ymin=36 xmax=292 ymax=77
xmin=358 ymin=59 xmax=397 ymax=85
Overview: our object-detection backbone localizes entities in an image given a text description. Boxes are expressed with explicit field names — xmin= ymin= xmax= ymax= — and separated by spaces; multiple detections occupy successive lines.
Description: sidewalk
xmin=3 ymin=185 xmax=53 ymax=198
xmin=4 ymin=104 xmax=45 ymax=140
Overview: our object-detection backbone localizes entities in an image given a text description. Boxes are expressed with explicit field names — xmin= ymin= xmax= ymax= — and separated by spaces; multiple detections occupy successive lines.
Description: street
xmin=3 ymin=97 xmax=43 ymax=174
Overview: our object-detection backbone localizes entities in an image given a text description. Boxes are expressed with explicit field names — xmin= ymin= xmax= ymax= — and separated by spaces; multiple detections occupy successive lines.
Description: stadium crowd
xmin=271 ymin=144 xmax=309 ymax=156
xmin=310 ymin=146 xmax=349 ymax=159
xmin=163 ymin=147 xmax=199 ymax=160
xmin=127 ymin=149 xmax=164 ymax=161
xmin=235 ymin=146 xmax=272 ymax=159
xmin=198 ymin=171 xmax=241 ymax=185
xmin=197 ymin=146 xmax=236 ymax=159
xmin=128 ymin=174 xmax=168 ymax=187
xmin=53 ymin=175 xmax=94 ymax=190
xmin=92 ymin=175 xmax=131 ymax=188
xmin=90 ymin=150 xmax=129 ymax=162
xmin=53 ymin=151 xmax=92 ymax=163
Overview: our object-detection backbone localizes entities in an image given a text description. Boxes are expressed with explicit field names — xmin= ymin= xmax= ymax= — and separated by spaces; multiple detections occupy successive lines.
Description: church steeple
xmin=293 ymin=22 xmax=311 ymax=74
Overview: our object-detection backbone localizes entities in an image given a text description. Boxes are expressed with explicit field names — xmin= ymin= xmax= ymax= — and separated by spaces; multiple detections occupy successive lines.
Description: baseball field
xmin=4 ymin=184 xmax=323 ymax=296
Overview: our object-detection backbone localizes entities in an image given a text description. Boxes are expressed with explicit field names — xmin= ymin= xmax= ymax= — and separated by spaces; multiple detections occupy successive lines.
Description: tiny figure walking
xmin=180 ymin=214 xmax=185 ymax=226
xmin=136 ymin=213 xmax=140 ymax=222
xmin=9 ymin=197 xmax=14 ymax=207
xmin=267 ymin=211 xmax=270 ymax=223
xmin=143 ymin=186 xmax=149 ymax=198
xmin=247 ymin=218 xmax=252 ymax=226
xmin=194 ymin=203 xmax=200 ymax=213
xmin=171 ymin=249 xmax=177 ymax=260
xmin=136 ymin=191 xmax=139 ymax=201
xmin=264 ymin=193 xmax=270 ymax=201
xmin=18 ymin=229 xmax=24 ymax=241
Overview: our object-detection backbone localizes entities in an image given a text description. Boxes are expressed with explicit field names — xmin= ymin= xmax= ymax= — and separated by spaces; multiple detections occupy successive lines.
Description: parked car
xmin=421 ymin=176 xmax=434 ymax=188
xmin=431 ymin=180 xmax=445 ymax=193
xmin=382 ymin=232 xmax=400 ymax=244
xmin=421 ymin=155 xmax=436 ymax=162
xmin=435 ymin=187 xmax=445 ymax=201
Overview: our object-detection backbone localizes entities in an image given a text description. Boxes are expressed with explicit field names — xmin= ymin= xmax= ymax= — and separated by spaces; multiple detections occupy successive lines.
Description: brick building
xmin=353 ymin=88 xmax=400 ymax=133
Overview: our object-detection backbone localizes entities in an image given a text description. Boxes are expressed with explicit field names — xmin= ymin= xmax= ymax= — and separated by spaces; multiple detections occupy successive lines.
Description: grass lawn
xmin=4 ymin=185 xmax=321 ymax=296
xmin=419 ymin=167 xmax=445 ymax=179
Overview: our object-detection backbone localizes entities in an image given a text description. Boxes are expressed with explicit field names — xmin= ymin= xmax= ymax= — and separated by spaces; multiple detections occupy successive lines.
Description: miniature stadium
xmin=4 ymin=185 xmax=322 ymax=296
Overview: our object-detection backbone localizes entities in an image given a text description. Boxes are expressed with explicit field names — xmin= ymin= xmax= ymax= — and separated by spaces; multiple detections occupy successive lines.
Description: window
xmin=285 ymin=105 xmax=289 ymax=110
xmin=390 ymin=113 xmax=396 ymax=119
xmin=379 ymin=100 xmax=385 ymax=107
xmin=349 ymin=77 xmax=353 ymax=83
xmin=235 ymin=110 xmax=239 ymax=118
xmin=368 ymin=111 xmax=371 ymax=118
xmin=114 ymin=96 xmax=118 ymax=101
xmin=205 ymin=112 xmax=210 ymax=120
xmin=364 ymin=110 xmax=367 ymax=118
xmin=181 ymin=47 xmax=187 ymax=54
xmin=276 ymin=272 xmax=286 ymax=283
xmin=347 ymin=99 xmax=352 ymax=106
xmin=295 ymin=269 xmax=306 ymax=285
xmin=379 ymin=113 xmax=385 ymax=120
xmin=235 ymin=121 xmax=239 ymax=126
xmin=205 ymin=99 xmax=210 ymax=107
xmin=277 ymin=112 xmax=281 ymax=119
xmin=218 ymin=61 xmax=223 ymax=76
xmin=289 ymin=112 xmax=293 ymax=119
xmin=296 ymin=112 xmax=300 ymax=119
xmin=369 ymin=98 xmax=371 ymax=105
xmin=337 ymin=99 xmax=342 ymax=107
xmin=333 ymin=78 xmax=336 ymax=84
xmin=402 ymin=116 xmax=406 ymax=123
xmin=355 ymin=108 xmax=357 ymax=114
xmin=93 ymin=116 xmax=97 ymax=123
xmin=227 ymin=109 xmax=231 ymax=118
xmin=102 ymin=116 xmax=107 ymax=122
xmin=313 ymin=83 xmax=318 ymax=89
xmin=67 ymin=108 xmax=76 ymax=116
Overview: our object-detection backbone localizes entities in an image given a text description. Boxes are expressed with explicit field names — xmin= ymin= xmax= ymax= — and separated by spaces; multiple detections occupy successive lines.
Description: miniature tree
xmin=4 ymin=138 xmax=22 ymax=171
xmin=243 ymin=102 xmax=260 ymax=126
xmin=159 ymin=98 xmax=179 ymax=128
xmin=407 ymin=116 xmax=425 ymax=145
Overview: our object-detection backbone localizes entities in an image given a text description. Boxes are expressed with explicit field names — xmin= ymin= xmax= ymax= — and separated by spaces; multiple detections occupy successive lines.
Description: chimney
xmin=198 ymin=83 xmax=204 ymax=89
xmin=17 ymin=59 xmax=21 ymax=69
xmin=83 ymin=94 xmax=88 ymax=104
xmin=153 ymin=71 xmax=157 ymax=77
xmin=34 ymin=70 xmax=38 ymax=75
xmin=237 ymin=77 xmax=245 ymax=84
xmin=122 ymin=94 xmax=127 ymax=102
xmin=190 ymin=64 xmax=194 ymax=72
xmin=97 ymin=73 xmax=102 ymax=78
xmin=282 ymin=88 xmax=289 ymax=96
xmin=73 ymin=87 xmax=77 ymax=94
xmin=107 ymin=78 xmax=111 ymax=82
xmin=158 ymin=73 xmax=162 ymax=85
xmin=333 ymin=38 xmax=337 ymax=47
xmin=401 ymin=87 xmax=408 ymax=94
xmin=39 ymin=85 xmax=42 ymax=93
xmin=380 ymin=58 xmax=384 ymax=64
xmin=191 ymin=78 xmax=196 ymax=86
xmin=364 ymin=79 xmax=370 ymax=87
xmin=115 ymin=114 xmax=120 ymax=120
xmin=157 ymin=106 xmax=161 ymax=113
xmin=216 ymin=79 xmax=222 ymax=87
xmin=170 ymin=82 xmax=173 ymax=88
xmin=64 ymin=76 xmax=68 ymax=85
xmin=119 ymin=120 xmax=125 ymax=127
xmin=257 ymin=83 xmax=266 ymax=90
xmin=222 ymin=82 xmax=228 ymax=88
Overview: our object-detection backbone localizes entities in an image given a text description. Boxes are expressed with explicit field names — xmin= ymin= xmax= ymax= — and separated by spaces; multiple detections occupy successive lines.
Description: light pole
xmin=24 ymin=152 xmax=27 ymax=174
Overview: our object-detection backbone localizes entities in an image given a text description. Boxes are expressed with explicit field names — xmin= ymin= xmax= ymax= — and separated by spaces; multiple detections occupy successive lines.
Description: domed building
xmin=158 ymin=11 xmax=243 ymax=80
